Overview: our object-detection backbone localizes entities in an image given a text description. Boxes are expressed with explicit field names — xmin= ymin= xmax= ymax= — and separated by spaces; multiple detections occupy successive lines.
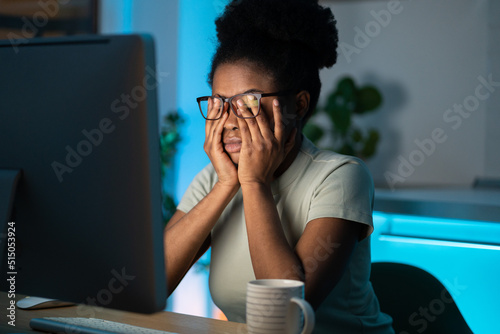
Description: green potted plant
xmin=159 ymin=112 xmax=210 ymax=273
xmin=303 ymin=76 xmax=383 ymax=160
xmin=159 ymin=111 xmax=184 ymax=224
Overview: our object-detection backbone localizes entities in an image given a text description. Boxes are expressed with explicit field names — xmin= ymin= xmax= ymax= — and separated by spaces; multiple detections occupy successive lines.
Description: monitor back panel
xmin=0 ymin=35 xmax=166 ymax=313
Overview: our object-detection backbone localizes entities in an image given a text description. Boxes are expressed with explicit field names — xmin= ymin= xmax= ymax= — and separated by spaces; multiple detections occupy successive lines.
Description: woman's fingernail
xmin=237 ymin=99 xmax=244 ymax=106
xmin=273 ymin=99 xmax=279 ymax=106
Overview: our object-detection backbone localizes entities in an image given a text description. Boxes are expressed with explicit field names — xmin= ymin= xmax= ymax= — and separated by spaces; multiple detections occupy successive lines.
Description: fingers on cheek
xmin=238 ymin=120 xmax=250 ymax=135
xmin=237 ymin=99 xmax=257 ymax=119
xmin=256 ymin=111 xmax=269 ymax=126
xmin=235 ymin=99 xmax=244 ymax=115
xmin=273 ymin=99 xmax=281 ymax=115
xmin=217 ymin=113 xmax=226 ymax=128
xmin=238 ymin=107 xmax=251 ymax=120
xmin=272 ymin=99 xmax=283 ymax=122
xmin=245 ymin=118 xmax=258 ymax=127
xmin=206 ymin=122 xmax=215 ymax=138
xmin=236 ymin=105 xmax=243 ymax=117
xmin=214 ymin=113 xmax=227 ymax=132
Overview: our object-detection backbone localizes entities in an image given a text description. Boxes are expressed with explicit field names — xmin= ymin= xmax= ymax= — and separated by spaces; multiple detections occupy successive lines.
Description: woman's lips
xmin=223 ymin=138 xmax=242 ymax=153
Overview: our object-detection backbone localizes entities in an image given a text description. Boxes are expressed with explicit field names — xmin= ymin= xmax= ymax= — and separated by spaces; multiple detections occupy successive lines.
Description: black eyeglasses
xmin=196 ymin=91 xmax=295 ymax=120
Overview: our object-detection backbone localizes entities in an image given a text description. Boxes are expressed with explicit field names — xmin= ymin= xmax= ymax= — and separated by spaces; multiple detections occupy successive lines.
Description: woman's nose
xmin=223 ymin=103 xmax=239 ymax=130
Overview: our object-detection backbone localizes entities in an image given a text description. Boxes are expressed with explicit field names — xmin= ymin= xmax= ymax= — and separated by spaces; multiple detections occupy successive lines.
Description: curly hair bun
xmin=215 ymin=0 xmax=338 ymax=69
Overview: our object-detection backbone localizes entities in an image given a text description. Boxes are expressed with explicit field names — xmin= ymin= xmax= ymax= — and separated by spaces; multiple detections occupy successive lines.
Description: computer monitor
xmin=0 ymin=34 xmax=167 ymax=313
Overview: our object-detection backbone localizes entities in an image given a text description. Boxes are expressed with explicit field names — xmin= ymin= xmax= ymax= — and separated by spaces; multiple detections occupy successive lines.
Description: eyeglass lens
xmin=200 ymin=94 xmax=260 ymax=120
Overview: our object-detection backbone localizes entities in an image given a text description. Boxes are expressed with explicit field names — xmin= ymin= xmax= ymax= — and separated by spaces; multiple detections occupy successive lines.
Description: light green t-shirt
xmin=177 ymin=137 xmax=393 ymax=333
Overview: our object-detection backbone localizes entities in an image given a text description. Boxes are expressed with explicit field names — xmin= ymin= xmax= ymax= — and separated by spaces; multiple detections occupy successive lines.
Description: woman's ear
xmin=295 ymin=90 xmax=310 ymax=121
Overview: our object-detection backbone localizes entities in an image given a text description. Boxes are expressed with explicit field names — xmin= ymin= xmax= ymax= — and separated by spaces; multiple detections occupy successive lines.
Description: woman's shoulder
xmin=192 ymin=162 xmax=218 ymax=185
xmin=294 ymin=137 xmax=374 ymax=197
xmin=300 ymin=137 xmax=370 ymax=175
xmin=183 ymin=163 xmax=219 ymax=197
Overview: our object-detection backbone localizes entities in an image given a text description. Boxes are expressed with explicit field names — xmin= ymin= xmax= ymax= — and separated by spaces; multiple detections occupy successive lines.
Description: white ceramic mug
xmin=246 ymin=279 xmax=315 ymax=334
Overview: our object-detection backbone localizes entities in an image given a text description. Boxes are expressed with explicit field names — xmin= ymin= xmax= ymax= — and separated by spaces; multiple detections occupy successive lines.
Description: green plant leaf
xmin=337 ymin=77 xmax=356 ymax=101
xmin=361 ymin=129 xmax=380 ymax=158
xmin=324 ymin=92 xmax=339 ymax=117
xmin=316 ymin=77 xmax=383 ymax=161
xmin=351 ymin=128 xmax=363 ymax=143
xmin=160 ymin=112 xmax=184 ymax=168
xmin=355 ymin=86 xmax=382 ymax=114
xmin=159 ymin=111 xmax=184 ymax=224
xmin=303 ymin=123 xmax=324 ymax=144
xmin=162 ymin=194 xmax=177 ymax=225
xmin=330 ymin=104 xmax=351 ymax=135
xmin=337 ymin=142 xmax=355 ymax=156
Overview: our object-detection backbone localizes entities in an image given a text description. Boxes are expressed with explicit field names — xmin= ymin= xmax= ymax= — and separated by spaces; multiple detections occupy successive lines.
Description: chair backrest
xmin=370 ymin=262 xmax=473 ymax=334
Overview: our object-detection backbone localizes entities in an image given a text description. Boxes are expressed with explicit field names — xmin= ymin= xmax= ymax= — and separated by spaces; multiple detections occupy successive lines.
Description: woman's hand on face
xmin=203 ymin=98 xmax=239 ymax=189
xmin=236 ymin=97 xmax=297 ymax=187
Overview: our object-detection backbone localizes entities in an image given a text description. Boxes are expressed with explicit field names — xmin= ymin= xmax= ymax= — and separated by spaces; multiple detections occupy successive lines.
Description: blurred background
xmin=1 ymin=0 xmax=498 ymax=332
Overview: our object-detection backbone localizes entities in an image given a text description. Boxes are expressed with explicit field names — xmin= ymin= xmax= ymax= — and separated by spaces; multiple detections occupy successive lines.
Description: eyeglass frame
xmin=196 ymin=90 xmax=296 ymax=120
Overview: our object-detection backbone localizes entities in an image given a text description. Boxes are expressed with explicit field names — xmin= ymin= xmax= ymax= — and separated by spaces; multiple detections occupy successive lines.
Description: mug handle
xmin=287 ymin=297 xmax=315 ymax=334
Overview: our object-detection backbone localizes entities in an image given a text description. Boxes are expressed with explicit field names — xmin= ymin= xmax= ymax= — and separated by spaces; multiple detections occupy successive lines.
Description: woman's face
xmin=212 ymin=61 xmax=295 ymax=164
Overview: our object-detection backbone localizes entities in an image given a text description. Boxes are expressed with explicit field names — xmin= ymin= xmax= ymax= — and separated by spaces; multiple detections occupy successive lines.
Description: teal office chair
xmin=370 ymin=262 xmax=473 ymax=334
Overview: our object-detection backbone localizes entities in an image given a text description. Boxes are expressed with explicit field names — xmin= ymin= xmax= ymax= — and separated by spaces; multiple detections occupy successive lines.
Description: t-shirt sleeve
xmin=307 ymin=160 xmax=375 ymax=239
xmin=177 ymin=164 xmax=217 ymax=214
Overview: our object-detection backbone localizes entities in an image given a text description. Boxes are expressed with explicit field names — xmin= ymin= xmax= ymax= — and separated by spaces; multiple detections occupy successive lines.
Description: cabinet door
xmin=372 ymin=212 xmax=500 ymax=334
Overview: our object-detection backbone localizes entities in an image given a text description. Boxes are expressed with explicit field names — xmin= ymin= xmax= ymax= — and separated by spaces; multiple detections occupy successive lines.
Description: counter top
xmin=374 ymin=188 xmax=500 ymax=222
xmin=0 ymin=293 xmax=246 ymax=334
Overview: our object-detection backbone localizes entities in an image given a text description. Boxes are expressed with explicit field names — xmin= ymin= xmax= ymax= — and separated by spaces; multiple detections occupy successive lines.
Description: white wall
xmin=173 ymin=0 xmax=500 ymax=194
xmin=99 ymin=0 xmax=178 ymax=119
xmin=96 ymin=0 xmax=499 ymax=196
xmin=484 ymin=0 xmax=500 ymax=179
xmin=317 ymin=0 xmax=499 ymax=189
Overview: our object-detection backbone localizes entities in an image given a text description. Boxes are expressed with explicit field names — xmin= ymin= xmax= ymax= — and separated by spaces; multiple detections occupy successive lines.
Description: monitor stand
xmin=0 ymin=169 xmax=21 ymax=263
xmin=1 ymin=169 xmax=74 ymax=309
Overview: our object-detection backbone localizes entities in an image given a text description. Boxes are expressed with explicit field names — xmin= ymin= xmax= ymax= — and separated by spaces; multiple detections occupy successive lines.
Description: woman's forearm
xmin=164 ymin=182 xmax=239 ymax=294
xmin=241 ymin=182 xmax=304 ymax=281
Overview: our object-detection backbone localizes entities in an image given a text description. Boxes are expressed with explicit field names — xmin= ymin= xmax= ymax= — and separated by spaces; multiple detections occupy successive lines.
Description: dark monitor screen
xmin=0 ymin=34 xmax=166 ymax=313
